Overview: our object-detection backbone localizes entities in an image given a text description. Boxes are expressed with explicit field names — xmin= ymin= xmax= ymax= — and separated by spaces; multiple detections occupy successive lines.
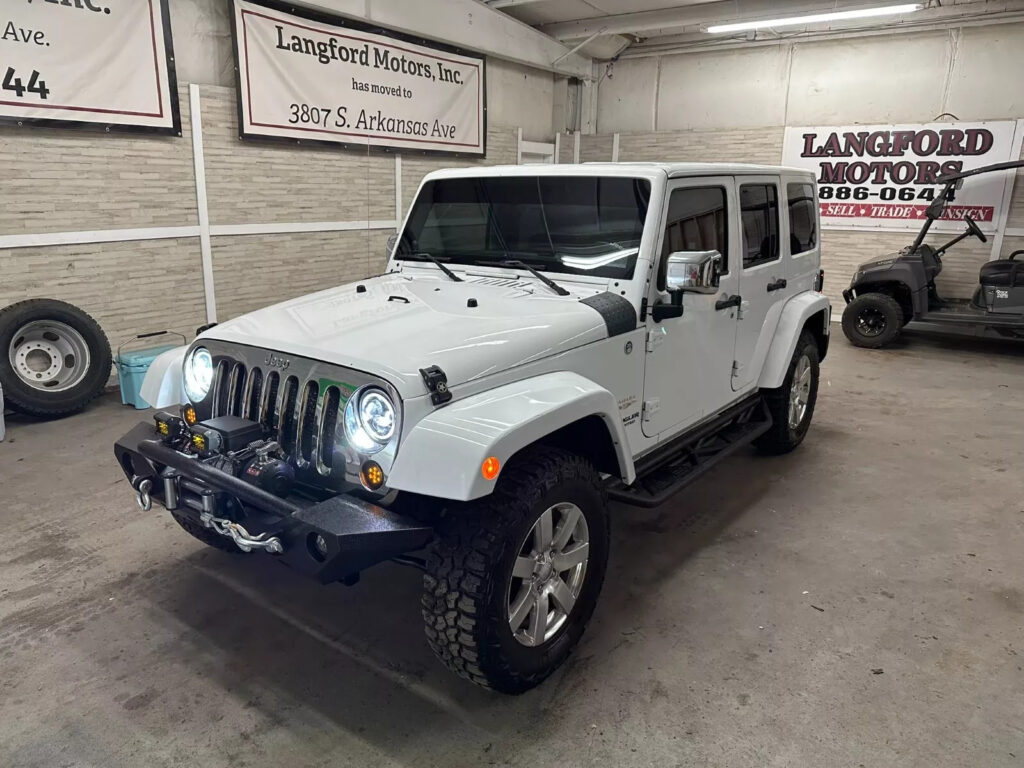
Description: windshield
xmin=396 ymin=175 xmax=652 ymax=280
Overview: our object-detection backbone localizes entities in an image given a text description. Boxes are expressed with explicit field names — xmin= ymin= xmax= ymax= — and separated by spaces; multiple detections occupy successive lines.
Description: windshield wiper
xmin=403 ymin=251 xmax=462 ymax=282
xmin=500 ymin=259 xmax=570 ymax=296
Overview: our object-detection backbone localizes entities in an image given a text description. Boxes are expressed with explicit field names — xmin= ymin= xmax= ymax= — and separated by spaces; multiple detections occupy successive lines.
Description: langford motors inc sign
xmin=231 ymin=0 xmax=486 ymax=155
xmin=782 ymin=122 xmax=1022 ymax=231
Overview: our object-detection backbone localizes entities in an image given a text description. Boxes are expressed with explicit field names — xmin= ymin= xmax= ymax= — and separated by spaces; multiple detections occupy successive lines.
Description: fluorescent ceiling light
xmin=706 ymin=4 xmax=923 ymax=33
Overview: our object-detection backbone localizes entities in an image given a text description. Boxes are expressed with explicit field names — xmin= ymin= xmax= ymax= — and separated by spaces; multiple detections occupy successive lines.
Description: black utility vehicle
xmin=842 ymin=160 xmax=1024 ymax=348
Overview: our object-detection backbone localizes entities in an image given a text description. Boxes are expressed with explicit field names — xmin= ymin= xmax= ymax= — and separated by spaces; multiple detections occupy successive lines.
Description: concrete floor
xmin=1 ymin=330 xmax=1023 ymax=768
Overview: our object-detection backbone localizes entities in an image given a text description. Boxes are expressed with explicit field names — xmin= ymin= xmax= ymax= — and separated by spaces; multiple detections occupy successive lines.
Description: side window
xmin=659 ymin=186 xmax=727 ymax=290
xmin=787 ymin=182 xmax=818 ymax=255
xmin=739 ymin=184 xmax=780 ymax=269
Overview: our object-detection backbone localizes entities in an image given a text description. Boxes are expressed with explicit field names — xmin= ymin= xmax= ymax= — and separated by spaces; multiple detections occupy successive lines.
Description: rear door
xmin=732 ymin=176 xmax=788 ymax=392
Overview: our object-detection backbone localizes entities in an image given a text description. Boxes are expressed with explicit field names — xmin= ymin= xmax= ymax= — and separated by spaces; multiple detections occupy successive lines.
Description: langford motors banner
xmin=782 ymin=122 xmax=1022 ymax=232
xmin=232 ymin=0 xmax=486 ymax=155
xmin=0 ymin=0 xmax=179 ymax=133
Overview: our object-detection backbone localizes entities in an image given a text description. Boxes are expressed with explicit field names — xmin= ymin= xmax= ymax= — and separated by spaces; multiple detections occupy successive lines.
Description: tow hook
xmin=134 ymin=478 xmax=153 ymax=512
xmin=199 ymin=512 xmax=284 ymax=554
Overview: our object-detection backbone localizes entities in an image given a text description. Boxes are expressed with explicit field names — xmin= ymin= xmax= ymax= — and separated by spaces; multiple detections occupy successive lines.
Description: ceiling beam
xmin=290 ymin=0 xmax=593 ymax=77
xmin=486 ymin=0 xmax=553 ymax=8
xmin=539 ymin=0 xmax=935 ymax=40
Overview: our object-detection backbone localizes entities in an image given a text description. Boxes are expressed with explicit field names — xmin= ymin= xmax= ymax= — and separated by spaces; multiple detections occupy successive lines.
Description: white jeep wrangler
xmin=115 ymin=163 xmax=830 ymax=693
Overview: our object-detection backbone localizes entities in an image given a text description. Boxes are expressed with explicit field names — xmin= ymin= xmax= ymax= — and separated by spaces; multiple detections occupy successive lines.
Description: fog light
xmin=182 ymin=405 xmax=198 ymax=426
xmin=360 ymin=461 xmax=385 ymax=490
xmin=315 ymin=534 xmax=329 ymax=557
xmin=154 ymin=412 xmax=184 ymax=441
xmin=190 ymin=431 xmax=209 ymax=454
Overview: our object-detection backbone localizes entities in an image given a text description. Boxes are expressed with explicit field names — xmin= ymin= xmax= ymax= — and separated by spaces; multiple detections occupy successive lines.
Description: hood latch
xmin=419 ymin=365 xmax=453 ymax=406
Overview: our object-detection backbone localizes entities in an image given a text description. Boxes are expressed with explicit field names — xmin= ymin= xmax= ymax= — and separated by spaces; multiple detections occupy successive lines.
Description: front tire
xmin=842 ymin=293 xmax=903 ymax=348
xmin=422 ymin=446 xmax=610 ymax=694
xmin=755 ymin=331 xmax=820 ymax=455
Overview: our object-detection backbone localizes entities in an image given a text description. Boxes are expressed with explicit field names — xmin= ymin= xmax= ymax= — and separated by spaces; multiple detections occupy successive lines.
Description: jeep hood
xmin=203 ymin=273 xmax=619 ymax=398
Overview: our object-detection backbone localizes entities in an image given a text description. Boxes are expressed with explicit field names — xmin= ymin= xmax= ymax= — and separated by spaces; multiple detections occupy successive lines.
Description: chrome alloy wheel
xmin=788 ymin=353 xmax=812 ymax=430
xmin=8 ymin=320 xmax=92 ymax=393
xmin=507 ymin=502 xmax=590 ymax=647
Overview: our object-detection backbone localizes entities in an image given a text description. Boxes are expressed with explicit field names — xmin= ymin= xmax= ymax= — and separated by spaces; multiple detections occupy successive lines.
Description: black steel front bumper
xmin=114 ymin=423 xmax=433 ymax=582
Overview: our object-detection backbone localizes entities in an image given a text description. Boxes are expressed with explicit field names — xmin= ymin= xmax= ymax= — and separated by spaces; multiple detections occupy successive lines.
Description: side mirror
xmin=666 ymin=250 xmax=722 ymax=295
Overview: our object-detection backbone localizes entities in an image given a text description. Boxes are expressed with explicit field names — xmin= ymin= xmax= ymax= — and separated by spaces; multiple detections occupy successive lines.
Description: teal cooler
xmin=116 ymin=332 xmax=185 ymax=410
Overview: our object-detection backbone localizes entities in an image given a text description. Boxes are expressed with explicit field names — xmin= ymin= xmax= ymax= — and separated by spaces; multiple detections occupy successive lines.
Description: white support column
xmin=990 ymin=118 xmax=1024 ymax=260
xmin=554 ymin=133 xmax=561 ymax=164
xmin=612 ymin=132 xmax=620 ymax=162
xmin=573 ymin=132 xmax=581 ymax=164
xmin=516 ymin=127 xmax=524 ymax=164
xmin=394 ymin=153 xmax=403 ymax=227
xmin=189 ymin=84 xmax=217 ymax=325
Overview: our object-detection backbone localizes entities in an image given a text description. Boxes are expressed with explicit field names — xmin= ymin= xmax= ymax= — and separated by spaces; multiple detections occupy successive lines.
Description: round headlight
xmin=344 ymin=388 xmax=396 ymax=453
xmin=183 ymin=347 xmax=214 ymax=402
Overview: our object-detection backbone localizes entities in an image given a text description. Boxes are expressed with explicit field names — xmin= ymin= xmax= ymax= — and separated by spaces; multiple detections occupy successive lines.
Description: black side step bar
xmin=606 ymin=395 xmax=772 ymax=508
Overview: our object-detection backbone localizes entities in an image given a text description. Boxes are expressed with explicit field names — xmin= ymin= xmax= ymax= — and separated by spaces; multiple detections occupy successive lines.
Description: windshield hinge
xmin=731 ymin=361 xmax=744 ymax=378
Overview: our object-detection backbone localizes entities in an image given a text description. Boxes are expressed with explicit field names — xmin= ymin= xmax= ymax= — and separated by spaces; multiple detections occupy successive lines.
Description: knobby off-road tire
xmin=842 ymin=293 xmax=903 ymax=348
xmin=169 ymin=510 xmax=243 ymax=554
xmin=422 ymin=446 xmax=610 ymax=694
xmin=755 ymin=331 xmax=820 ymax=455
xmin=0 ymin=299 xmax=112 ymax=417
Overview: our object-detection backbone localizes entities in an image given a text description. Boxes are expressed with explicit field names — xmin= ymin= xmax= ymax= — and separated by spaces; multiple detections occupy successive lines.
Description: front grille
xmin=212 ymin=362 xmax=341 ymax=477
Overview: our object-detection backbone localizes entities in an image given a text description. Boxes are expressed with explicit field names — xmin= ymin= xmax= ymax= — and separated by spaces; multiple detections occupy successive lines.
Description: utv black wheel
xmin=422 ymin=446 xmax=609 ymax=694
xmin=170 ymin=510 xmax=243 ymax=554
xmin=0 ymin=299 xmax=112 ymax=417
xmin=842 ymin=293 xmax=902 ymax=348
xmin=755 ymin=331 xmax=820 ymax=455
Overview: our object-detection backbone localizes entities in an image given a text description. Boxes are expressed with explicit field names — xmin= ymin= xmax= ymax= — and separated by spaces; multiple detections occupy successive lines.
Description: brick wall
xmin=0 ymin=79 xmax=522 ymax=357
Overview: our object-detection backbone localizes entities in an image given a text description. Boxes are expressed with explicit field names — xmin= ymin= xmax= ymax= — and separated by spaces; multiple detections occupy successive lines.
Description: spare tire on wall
xmin=0 ymin=299 xmax=112 ymax=418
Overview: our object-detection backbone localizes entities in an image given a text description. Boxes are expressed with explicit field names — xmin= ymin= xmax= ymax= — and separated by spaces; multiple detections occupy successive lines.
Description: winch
xmin=152 ymin=411 xmax=295 ymax=498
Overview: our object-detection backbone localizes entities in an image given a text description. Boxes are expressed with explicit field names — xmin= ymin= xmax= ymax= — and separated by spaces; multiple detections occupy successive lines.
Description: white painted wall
xmin=169 ymin=0 xmax=561 ymax=140
xmin=599 ymin=23 xmax=1024 ymax=132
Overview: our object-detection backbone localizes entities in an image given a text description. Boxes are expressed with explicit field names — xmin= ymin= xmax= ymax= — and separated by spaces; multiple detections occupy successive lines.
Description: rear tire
xmin=422 ymin=446 xmax=609 ymax=694
xmin=755 ymin=331 xmax=820 ymax=455
xmin=0 ymin=299 xmax=112 ymax=417
xmin=842 ymin=293 xmax=902 ymax=348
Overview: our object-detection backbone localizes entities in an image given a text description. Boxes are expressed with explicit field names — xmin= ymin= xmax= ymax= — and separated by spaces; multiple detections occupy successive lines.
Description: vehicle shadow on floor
xmin=139 ymin=448 xmax=786 ymax=761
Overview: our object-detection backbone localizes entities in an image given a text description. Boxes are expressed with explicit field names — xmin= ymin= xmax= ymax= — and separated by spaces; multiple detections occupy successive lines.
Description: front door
xmin=642 ymin=177 xmax=741 ymax=439
xmin=732 ymin=177 xmax=787 ymax=392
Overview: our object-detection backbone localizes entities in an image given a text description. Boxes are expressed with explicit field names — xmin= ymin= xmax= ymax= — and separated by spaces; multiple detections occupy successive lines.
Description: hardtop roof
xmin=423 ymin=162 xmax=814 ymax=181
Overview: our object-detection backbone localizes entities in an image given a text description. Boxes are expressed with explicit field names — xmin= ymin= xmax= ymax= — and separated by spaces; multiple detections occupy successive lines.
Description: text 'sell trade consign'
xmin=0 ymin=0 xmax=178 ymax=133
xmin=233 ymin=0 xmax=486 ymax=155
xmin=782 ymin=122 xmax=1023 ymax=232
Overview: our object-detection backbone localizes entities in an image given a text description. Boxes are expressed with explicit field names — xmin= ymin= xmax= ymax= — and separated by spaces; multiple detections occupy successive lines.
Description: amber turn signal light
xmin=182 ymin=405 xmax=198 ymax=426
xmin=360 ymin=461 xmax=385 ymax=491
xmin=481 ymin=456 xmax=501 ymax=481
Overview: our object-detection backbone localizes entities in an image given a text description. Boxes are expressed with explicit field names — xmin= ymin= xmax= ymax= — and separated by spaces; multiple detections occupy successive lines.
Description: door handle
xmin=767 ymin=278 xmax=788 ymax=292
xmin=715 ymin=294 xmax=742 ymax=311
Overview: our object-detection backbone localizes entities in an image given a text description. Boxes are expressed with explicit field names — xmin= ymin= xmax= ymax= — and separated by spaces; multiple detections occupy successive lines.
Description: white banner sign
xmin=782 ymin=122 xmax=1022 ymax=232
xmin=0 ymin=0 xmax=179 ymax=133
xmin=232 ymin=0 xmax=486 ymax=155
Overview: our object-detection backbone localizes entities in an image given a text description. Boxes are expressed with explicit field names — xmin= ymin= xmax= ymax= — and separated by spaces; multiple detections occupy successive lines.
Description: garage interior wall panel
xmin=579 ymin=134 xmax=614 ymax=163
xmin=210 ymin=231 xmax=387 ymax=322
xmin=0 ymin=238 xmax=207 ymax=350
xmin=199 ymin=86 xmax=395 ymax=226
xmin=0 ymin=85 xmax=198 ymax=235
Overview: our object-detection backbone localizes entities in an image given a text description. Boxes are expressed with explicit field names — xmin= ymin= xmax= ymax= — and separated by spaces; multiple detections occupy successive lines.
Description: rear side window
xmin=740 ymin=184 xmax=780 ymax=269
xmin=787 ymin=182 xmax=818 ymax=255
xmin=660 ymin=186 xmax=728 ymax=289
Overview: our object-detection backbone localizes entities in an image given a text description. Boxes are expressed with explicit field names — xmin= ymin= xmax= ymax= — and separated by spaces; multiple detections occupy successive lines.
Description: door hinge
xmin=642 ymin=398 xmax=661 ymax=422
xmin=646 ymin=328 xmax=666 ymax=353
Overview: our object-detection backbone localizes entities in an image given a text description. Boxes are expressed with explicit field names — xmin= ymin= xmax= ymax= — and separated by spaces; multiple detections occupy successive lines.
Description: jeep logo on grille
xmin=264 ymin=353 xmax=291 ymax=371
